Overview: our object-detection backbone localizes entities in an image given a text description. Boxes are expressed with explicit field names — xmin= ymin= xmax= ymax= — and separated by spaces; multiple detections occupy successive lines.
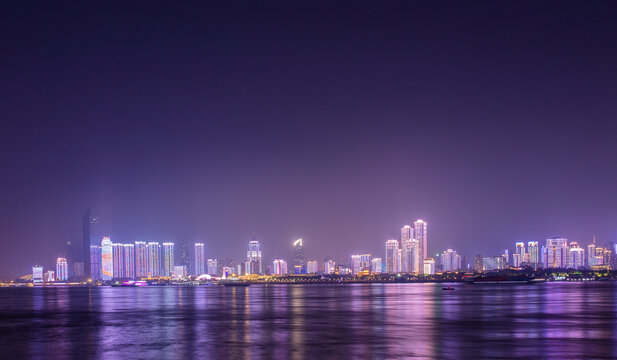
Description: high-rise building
xmin=400 ymin=225 xmax=412 ymax=273
xmin=413 ymin=219 xmax=428 ymax=268
xmin=528 ymin=241 xmax=539 ymax=264
xmin=567 ymin=243 xmax=584 ymax=269
xmin=441 ymin=249 xmax=461 ymax=272
xmin=207 ymin=259 xmax=218 ymax=275
xmin=423 ymin=258 xmax=436 ymax=275
xmin=545 ymin=237 xmax=568 ymax=268
xmin=73 ymin=262 xmax=84 ymax=278
xmin=147 ymin=242 xmax=161 ymax=277
xmin=588 ymin=237 xmax=597 ymax=267
xmin=56 ymin=257 xmax=68 ymax=281
xmin=307 ymin=260 xmax=318 ymax=274
xmin=385 ymin=239 xmax=399 ymax=273
xmin=351 ymin=255 xmax=362 ymax=275
xmin=112 ymin=243 xmax=124 ymax=279
xmin=194 ymin=243 xmax=205 ymax=276
xmin=515 ymin=242 xmax=525 ymax=265
xmin=371 ymin=258 xmax=382 ymax=273
xmin=325 ymin=259 xmax=336 ymax=274
xmin=293 ymin=238 xmax=304 ymax=268
xmin=512 ymin=253 xmax=521 ymax=268
xmin=65 ymin=239 xmax=80 ymax=277
xmin=474 ymin=254 xmax=483 ymax=272
xmin=162 ymin=243 xmax=175 ymax=277
xmin=123 ymin=244 xmax=135 ymax=278
xmin=82 ymin=210 xmax=101 ymax=281
xmin=44 ymin=271 xmax=55 ymax=282
xmin=173 ymin=265 xmax=188 ymax=279
xmin=32 ymin=265 xmax=43 ymax=284
xmin=179 ymin=243 xmax=190 ymax=274
xmin=101 ymin=237 xmax=113 ymax=281
xmin=483 ymin=256 xmax=505 ymax=271
xmin=273 ymin=259 xmax=287 ymax=275
xmin=135 ymin=241 xmax=148 ymax=278
xmin=246 ymin=239 xmax=262 ymax=275
xmin=503 ymin=250 xmax=509 ymax=267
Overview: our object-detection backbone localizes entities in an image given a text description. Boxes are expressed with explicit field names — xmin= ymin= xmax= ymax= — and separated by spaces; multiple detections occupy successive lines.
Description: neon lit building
xmin=293 ymin=238 xmax=304 ymax=267
xmin=325 ymin=259 xmax=336 ymax=274
xmin=207 ymin=259 xmax=218 ymax=275
xmin=246 ymin=239 xmax=262 ymax=275
xmin=123 ymin=244 xmax=135 ymax=278
xmin=307 ymin=260 xmax=318 ymax=274
xmin=400 ymin=225 xmax=412 ymax=273
xmin=515 ymin=242 xmax=525 ymax=266
xmin=528 ymin=241 xmax=539 ymax=264
xmin=423 ymin=258 xmax=436 ymax=275
xmin=112 ymin=243 xmax=124 ymax=279
xmin=56 ymin=257 xmax=68 ymax=281
xmin=483 ymin=256 xmax=505 ymax=271
xmin=147 ymin=242 xmax=160 ymax=277
xmin=44 ymin=270 xmax=55 ymax=282
xmin=273 ymin=259 xmax=288 ymax=275
xmin=194 ymin=243 xmax=205 ymax=276
xmin=371 ymin=258 xmax=382 ymax=273
xmin=441 ymin=249 xmax=461 ymax=271
xmin=385 ymin=239 xmax=399 ymax=273
xmin=173 ymin=265 xmax=188 ymax=279
xmin=83 ymin=210 xmax=101 ymax=281
xmin=413 ymin=219 xmax=428 ymax=272
xmin=162 ymin=243 xmax=175 ymax=277
xmin=101 ymin=237 xmax=113 ymax=281
xmin=32 ymin=265 xmax=43 ymax=284
xmin=135 ymin=241 xmax=148 ymax=278
xmin=545 ymin=237 xmax=568 ymax=268
xmin=567 ymin=243 xmax=584 ymax=269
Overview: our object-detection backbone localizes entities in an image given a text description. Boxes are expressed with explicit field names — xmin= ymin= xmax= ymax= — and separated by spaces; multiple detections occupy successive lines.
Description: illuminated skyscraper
xmin=546 ymin=237 xmax=568 ymax=268
xmin=474 ymin=254 xmax=483 ymax=272
xmin=147 ymin=242 xmax=161 ymax=277
xmin=483 ymin=256 xmax=505 ymax=271
xmin=83 ymin=210 xmax=101 ymax=281
xmin=512 ymin=253 xmax=521 ymax=268
xmin=400 ymin=225 xmax=412 ymax=273
xmin=371 ymin=258 xmax=382 ymax=273
xmin=135 ymin=241 xmax=148 ymax=278
xmin=44 ymin=271 xmax=55 ymax=282
xmin=515 ymin=242 xmax=525 ymax=265
xmin=441 ymin=249 xmax=461 ymax=271
xmin=273 ymin=259 xmax=287 ymax=275
xmin=413 ymin=219 xmax=428 ymax=266
xmin=293 ymin=238 xmax=304 ymax=267
xmin=56 ymin=257 xmax=68 ymax=281
xmin=207 ymin=259 xmax=218 ymax=275
xmin=123 ymin=244 xmax=135 ymax=278
xmin=385 ymin=239 xmax=399 ymax=273
xmin=528 ymin=241 xmax=539 ymax=264
xmin=179 ymin=243 xmax=190 ymax=273
xmin=351 ymin=255 xmax=362 ymax=275
xmin=112 ymin=243 xmax=124 ymax=279
xmin=567 ymin=243 xmax=584 ymax=269
xmin=32 ymin=265 xmax=43 ymax=284
xmin=587 ymin=236 xmax=596 ymax=267
xmin=162 ymin=243 xmax=175 ymax=277
xmin=101 ymin=237 xmax=113 ymax=281
xmin=173 ymin=265 xmax=187 ymax=279
xmin=423 ymin=258 xmax=435 ymax=275
xmin=246 ymin=238 xmax=262 ymax=275
xmin=325 ymin=259 xmax=336 ymax=274
xmin=307 ymin=260 xmax=318 ymax=274
xmin=194 ymin=243 xmax=205 ymax=276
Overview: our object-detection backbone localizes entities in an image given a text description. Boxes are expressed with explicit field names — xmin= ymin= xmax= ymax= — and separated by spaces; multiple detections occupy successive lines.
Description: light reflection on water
xmin=2 ymin=283 xmax=617 ymax=359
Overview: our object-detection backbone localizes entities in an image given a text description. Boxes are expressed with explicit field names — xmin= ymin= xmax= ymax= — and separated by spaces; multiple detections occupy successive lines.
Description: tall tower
xmin=123 ymin=243 xmax=135 ymax=278
xmin=400 ymin=225 xmax=412 ymax=273
xmin=56 ymin=258 xmax=68 ymax=281
xmin=293 ymin=238 xmax=304 ymax=267
xmin=546 ymin=237 xmax=567 ymax=268
xmin=134 ymin=241 xmax=148 ymax=278
xmin=147 ymin=242 xmax=161 ymax=277
xmin=162 ymin=243 xmax=175 ymax=277
xmin=82 ymin=210 xmax=101 ymax=280
xmin=413 ymin=219 xmax=428 ymax=263
xmin=247 ymin=238 xmax=262 ymax=275
xmin=385 ymin=239 xmax=399 ymax=273
xmin=101 ymin=237 xmax=113 ymax=281
xmin=194 ymin=243 xmax=205 ymax=276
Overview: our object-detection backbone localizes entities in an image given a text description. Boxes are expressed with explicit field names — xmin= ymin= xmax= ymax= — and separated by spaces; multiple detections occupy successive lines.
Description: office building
xmin=207 ymin=259 xmax=218 ymax=275
xmin=246 ymin=238 xmax=262 ymax=275
xmin=474 ymin=254 xmax=483 ymax=272
xmin=413 ymin=219 xmax=428 ymax=270
xmin=423 ymin=258 xmax=435 ymax=275
xmin=401 ymin=225 xmax=412 ymax=273
xmin=273 ymin=259 xmax=287 ymax=275
xmin=515 ymin=242 xmax=525 ymax=265
xmin=371 ymin=258 xmax=382 ymax=273
xmin=32 ymin=265 xmax=43 ymax=284
xmin=325 ymin=259 xmax=336 ymax=274
xmin=567 ymin=243 xmax=585 ymax=269
xmin=44 ymin=270 xmax=55 ymax=282
xmin=162 ymin=243 xmax=175 ymax=277
xmin=83 ymin=210 xmax=101 ymax=281
xmin=483 ymin=256 xmax=505 ymax=271
xmin=100 ymin=237 xmax=113 ymax=281
xmin=293 ymin=238 xmax=304 ymax=267
xmin=173 ymin=265 xmax=188 ymax=279
xmin=528 ymin=241 xmax=539 ymax=264
xmin=194 ymin=243 xmax=205 ymax=276
xmin=307 ymin=260 xmax=318 ymax=274
xmin=56 ymin=257 xmax=68 ymax=281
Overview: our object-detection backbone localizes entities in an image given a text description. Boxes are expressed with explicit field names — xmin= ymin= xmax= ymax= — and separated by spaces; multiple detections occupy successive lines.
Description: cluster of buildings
xmin=29 ymin=211 xmax=617 ymax=283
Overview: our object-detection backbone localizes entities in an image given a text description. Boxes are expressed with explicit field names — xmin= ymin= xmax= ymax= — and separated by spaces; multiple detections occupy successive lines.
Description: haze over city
xmin=2 ymin=2 xmax=617 ymax=278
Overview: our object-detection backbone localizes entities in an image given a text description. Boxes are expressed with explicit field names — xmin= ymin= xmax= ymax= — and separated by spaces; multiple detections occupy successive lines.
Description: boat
xmin=442 ymin=286 xmax=455 ymax=290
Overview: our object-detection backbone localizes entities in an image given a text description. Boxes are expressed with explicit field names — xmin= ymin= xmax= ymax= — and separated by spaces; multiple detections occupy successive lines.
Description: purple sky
xmin=1 ymin=1 xmax=617 ymax=277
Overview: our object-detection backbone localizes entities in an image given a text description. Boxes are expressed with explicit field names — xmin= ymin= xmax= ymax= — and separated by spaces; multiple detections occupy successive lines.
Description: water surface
xmin=1 ymin=282 xmax=616 ymax=359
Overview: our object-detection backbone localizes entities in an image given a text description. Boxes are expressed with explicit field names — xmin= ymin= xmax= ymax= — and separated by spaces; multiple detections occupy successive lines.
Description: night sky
xmin=1 ymin=1 xmax=617 ymax=278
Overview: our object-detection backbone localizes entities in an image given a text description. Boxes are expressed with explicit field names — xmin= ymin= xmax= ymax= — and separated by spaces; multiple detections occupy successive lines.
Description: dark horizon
xmin=2 ymin=1 xmax=617 ymax=278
